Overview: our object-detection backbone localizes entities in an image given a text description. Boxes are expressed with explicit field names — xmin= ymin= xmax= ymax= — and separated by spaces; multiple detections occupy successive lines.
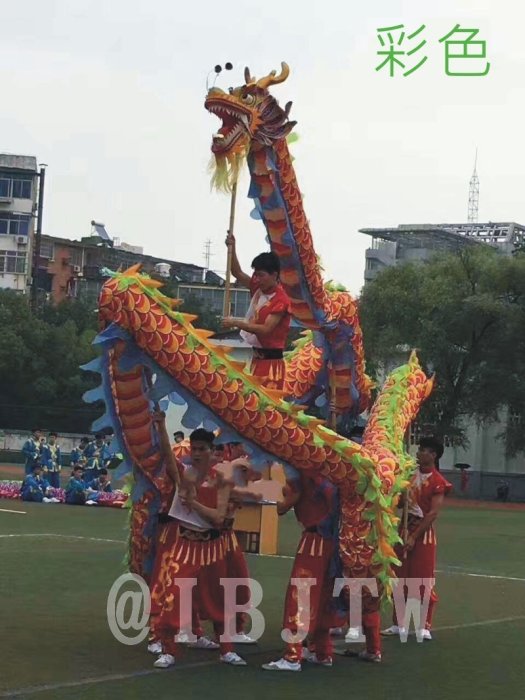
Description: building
xmin=37 ymin=232 xmax=250 ymax=315
xmin=0 ymin=154 xmax=39 ymax=292
xmin=177 ymin=283 xmax=250 ymax=318
xmin=361 ymin=222 xmax=525 ymax=283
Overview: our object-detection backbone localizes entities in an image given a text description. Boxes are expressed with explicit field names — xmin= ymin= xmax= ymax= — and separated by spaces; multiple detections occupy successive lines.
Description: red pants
xmin=282 ymin=532 xmax=335 ymax=663
xmin=392 ymin=522 xmax=438 ymax=630
xmin=251 ymin=357 xmax=285 ymax=390
xmin=149 ymin=528 xmax=233 ymax=655
xmin=223 ymin=530 xmax=251 ymax=634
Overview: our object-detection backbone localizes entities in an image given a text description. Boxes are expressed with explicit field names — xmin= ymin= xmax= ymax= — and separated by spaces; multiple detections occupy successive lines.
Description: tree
xmin=0 ymin=291 xmax=100 ymax=433
xmin=359 ymin=247 xmax=525 ymax=452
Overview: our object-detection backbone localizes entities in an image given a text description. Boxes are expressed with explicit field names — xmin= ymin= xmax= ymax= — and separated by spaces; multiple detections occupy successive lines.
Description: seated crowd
xmin=20 ymin=429 xmax=117 ymax=506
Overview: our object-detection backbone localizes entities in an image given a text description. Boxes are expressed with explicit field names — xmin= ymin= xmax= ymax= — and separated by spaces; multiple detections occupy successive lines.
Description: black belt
xmin=252 ymin=348 xmax=284 ymax=360
xmin=158 ymin=512 xmax=176 ymax=524
xmin=304 ymin=526 xmax=319 ymax=534
xmin=179 ymin=525 xmax=221 ymax=541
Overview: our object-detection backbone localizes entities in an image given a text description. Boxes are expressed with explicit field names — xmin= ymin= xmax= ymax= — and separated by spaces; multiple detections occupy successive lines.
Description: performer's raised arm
xmin=225 ymin=231 xmax=252 ymax=288
xmin=152 ymin=410 xmax=181 ymax=489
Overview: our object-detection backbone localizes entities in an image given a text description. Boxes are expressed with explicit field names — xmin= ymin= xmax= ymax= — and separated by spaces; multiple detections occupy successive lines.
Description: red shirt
xmin=248 ymin=276 xmax=291 ymax=350
xmin=408 ymin=468 xmax=452 ymax=517
xmin=292 ymin=473 xmax=331 ymax=529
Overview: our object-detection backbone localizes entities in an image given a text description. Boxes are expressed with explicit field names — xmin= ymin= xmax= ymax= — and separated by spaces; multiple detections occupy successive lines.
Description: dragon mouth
xmin=206 ymin=100 xmax=252 ymax=154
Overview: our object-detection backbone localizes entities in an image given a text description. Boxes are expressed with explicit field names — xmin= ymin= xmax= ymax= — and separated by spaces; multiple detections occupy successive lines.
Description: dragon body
xmin=91 ymin=269 xmax=432 ymax=591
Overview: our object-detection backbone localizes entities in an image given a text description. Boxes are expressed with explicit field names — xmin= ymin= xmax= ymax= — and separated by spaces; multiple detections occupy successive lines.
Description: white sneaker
xmin=50 ymin=497 xmax=61 ymax=503
xmin=381 ymin=625 xmax=406 ymax=636
xmin=175 ymin=631 xmax=190 ymax=643
xmin=42 ymin=497 xmax=53 ymax=503
xmin=230 ymin=632 xmax=257 ymax=645
xmin=419 ymin=629 xmax=432 ymax=641
xmin=301 ymin=647 xmax=315 ymax=661
xmin=305 ymin=653 xmax=333 ymax=667
xmin=187 ymin=636 xmax=220 ymax=650
xmin=220 ymin=651 xmax=247 ymax=666
xmin=345 ymin=627 xmax=362 ymax=641
xmin=85 ymin=500 xmax=97 ymax=506
xmin=154 ymin=653 xmax=175 ymax=668
xmin=262 ymin=658 xmax=301 ymax=672
xmin=147 ymin=641 xmax=162 ymax=655
xmin=329 ymin=627 xmax=345 ymax=637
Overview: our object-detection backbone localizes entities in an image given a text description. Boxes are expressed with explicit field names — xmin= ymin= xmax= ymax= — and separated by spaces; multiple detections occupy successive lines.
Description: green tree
xmin=0 ymin=291 xmax=100 ymax=433
xmin=359 ymin=247 xmax=525 ymax=452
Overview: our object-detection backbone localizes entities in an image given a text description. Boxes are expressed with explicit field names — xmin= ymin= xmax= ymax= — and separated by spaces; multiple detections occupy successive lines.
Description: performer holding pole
xmin=222 ymin=233 xmax=291 ymax=390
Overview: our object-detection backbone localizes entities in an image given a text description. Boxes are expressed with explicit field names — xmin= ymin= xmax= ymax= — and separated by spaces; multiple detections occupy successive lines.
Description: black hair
xmin=73 ymin=465 xmax=84 ymax=472
xmin=189 ymin=428 xmax=215 ymax=447
xmin=99 ymin=468 xmax=108 ymax=476
xmin=49 ymin=432 xmax=58 ymax=437
xmin=81 ymin=437 xmax=90 ymax=444
xmin=173 ymin=430 xmax=185 ymax=439
xmin=419 ymin=436 xmax=444 ymax=467
xmin=32 ymin=463 xmax=42 ymax=471
xmin=229 ymin=441 xmax=242 ymax=447
xmin=32 ymin=428 xmax=42 ymax=434
xmin=95 ymin=434 xmax=104 ymax=440
xmin=251 ymin=251 xmax=280 ymax=276
xmin=214 ymin=444 xmax=225 ymax=451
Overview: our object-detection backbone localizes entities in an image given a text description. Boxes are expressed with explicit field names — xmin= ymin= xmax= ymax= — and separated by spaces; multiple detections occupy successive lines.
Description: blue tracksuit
xmin=21 ymin=474 xmax=50 ymax=502
xmin=65 ymin=476 xmax=87 ymax=505
xmin=41 ymin=443 xmax=62 ymax=488
xmin=22 ymin=436 xmax=41 ymax=475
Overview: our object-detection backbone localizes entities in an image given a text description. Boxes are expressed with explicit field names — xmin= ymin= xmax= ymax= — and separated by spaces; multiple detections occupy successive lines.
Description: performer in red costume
xmin=149 ymin=426 xmax=247 ymax=669
xmin=262 ymin=472 xmax=340 ymax=672
xmin=382 ymin=436 xmax=452 ymax=641
xmin=222 ymin=232 xmax=291 ymax=390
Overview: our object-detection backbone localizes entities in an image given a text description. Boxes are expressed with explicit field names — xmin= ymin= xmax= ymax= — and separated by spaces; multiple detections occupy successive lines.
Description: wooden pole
xmin=329 ymin=363 xmax=337 ymax=431
xmin=223 ymin=180 xmax=238 ymax=317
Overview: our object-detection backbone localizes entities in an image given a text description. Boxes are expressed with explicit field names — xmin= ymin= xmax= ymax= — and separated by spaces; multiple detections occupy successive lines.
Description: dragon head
xmin=205 ymin=61 xmax=297 ymax=190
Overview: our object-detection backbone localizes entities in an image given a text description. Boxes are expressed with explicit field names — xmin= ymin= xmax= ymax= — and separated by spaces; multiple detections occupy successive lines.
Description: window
xmin=0 ymin=215 xmax=31 ymax=236
xmin=0 ymin=178 xmax=10 ymax=198
xmin=0 ymin=250 xmax=26 ymax=274
xmin=11 ymin=179 xmax=32 ymax=199
xmin=69 ymin=248 xmax=83 ymax=267
xmin=40 ymin=240 xmax=55 ymax=259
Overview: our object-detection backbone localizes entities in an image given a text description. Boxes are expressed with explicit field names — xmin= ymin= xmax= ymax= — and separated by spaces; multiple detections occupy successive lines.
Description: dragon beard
xmin=209 ymin=149 xmax=247 ymax=193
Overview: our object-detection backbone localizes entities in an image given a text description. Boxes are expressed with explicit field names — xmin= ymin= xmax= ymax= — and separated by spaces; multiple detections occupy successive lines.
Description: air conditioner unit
xmin=73 ymin=265 xmax=81 ymax=273
xmin=16 ymin=236 xmax=27 ymax=245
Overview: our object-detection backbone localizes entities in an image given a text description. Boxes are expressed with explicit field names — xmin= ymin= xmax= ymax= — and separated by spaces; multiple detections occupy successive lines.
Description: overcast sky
xmin=1 ymin=0 xmax=523 ymax=294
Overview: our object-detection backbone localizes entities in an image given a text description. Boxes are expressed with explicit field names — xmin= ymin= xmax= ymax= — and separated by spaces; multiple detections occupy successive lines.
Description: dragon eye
xmin=241 ymin=93 xmax=255 ymax=105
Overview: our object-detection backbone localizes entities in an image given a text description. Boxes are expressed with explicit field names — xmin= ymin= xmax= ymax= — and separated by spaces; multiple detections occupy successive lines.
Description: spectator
xmin=22 ymin=428 xmax=42 ymax=475
xmin=70 ymin=437 xmax=90 ymax=467
xmin=84 ymin=434 xmax=104 ymax=482
xmin=41 ymin=432 xmax=62 ymax=489
xmin=65 ymin=466 xmax=88 ymax=506
xmin=21 ymin=464 xmax=59 ymax=503
xmin=87 ymin=468 xmax=113 ymax=494
xmin=173 ymin=430 xmax=185 ymax=444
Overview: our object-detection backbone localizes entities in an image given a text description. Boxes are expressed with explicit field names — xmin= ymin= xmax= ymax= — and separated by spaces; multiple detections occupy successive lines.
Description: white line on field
xmin=2 ymin=615 xmax=525 ymax=698
xmin=0 ymin=508 xmax=26 ymax=514
xmin=0 ymin=533 xmax=125 ymax=545
xmin=2 ymin=534 xmax=525 ymax=583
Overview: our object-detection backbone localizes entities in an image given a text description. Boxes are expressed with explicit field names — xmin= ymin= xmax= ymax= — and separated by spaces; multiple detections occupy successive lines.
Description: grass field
xmin=1 ymin=464 xmax=525 ymax=700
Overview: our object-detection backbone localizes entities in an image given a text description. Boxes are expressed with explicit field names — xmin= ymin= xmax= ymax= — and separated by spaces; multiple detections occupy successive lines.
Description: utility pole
xmin=467 ymin=149 xmax=479 ymax=224
xmin=30 ymin=165 xmax=47 ymax=313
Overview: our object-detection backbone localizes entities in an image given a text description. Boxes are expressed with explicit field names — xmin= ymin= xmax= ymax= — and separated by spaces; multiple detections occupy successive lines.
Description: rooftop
xmin=0 ymin=153 xmax=38 ymax=173
xmin=360 ymin=222 xmax=525 ymax=248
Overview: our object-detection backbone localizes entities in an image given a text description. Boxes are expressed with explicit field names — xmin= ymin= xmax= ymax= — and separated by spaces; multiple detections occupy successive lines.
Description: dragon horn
xmin=244 ymin=66 xmax=255 ymax=84
xmin=256 ymin=62 xmax=290 ymax=90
